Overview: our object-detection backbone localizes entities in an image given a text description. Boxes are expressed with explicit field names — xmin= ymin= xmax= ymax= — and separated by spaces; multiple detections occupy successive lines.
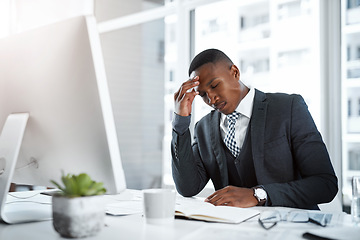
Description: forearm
xmin=263 ymin=138 xmax=338 ymax=209
xmin=263 ymin=173 xmax=338 ymax=209
xmin=171 ymin=129 xmax=209 ymax=197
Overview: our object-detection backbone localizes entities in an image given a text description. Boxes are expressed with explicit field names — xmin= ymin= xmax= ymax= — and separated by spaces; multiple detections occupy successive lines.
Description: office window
xmin=191 ymin=0 xmax=322 ymax=131
xmin=342 ymin=0 xmax=360 ymax=205
xmin=99 ymin=19 xmax=166 ymax=189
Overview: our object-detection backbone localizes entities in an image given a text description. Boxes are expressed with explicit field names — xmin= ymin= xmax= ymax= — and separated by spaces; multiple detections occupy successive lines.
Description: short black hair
xmin=188 ymin=49 xmax=233 ymax=76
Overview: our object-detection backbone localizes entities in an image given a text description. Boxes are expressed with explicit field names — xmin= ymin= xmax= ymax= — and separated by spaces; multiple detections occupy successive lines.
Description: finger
xmin=208 ymin=193 xmax=234 ymax=206
xmin=205 ymin=190 xmax=227 ymax=204
xmin=182 ymin=76 xmax=199 ymax=89
xmin=205 ymin=193 xmax=217 ymax=201
xmin=190 ymin=75 xmax=199 ymax=81
xmin=174 ymin=89 xmax=180 ymax=101
xmin=184 ymin=88 xmax=199 ymax=101
xmin=175 ymin=77 xmax=199 ymax=100
xmin=205 ymin=191 xmax=219 ymax=202
xmin=205 ymin=186 xmax=230 ymax=201
xmin=212 ymin=197 xmax=231 ymax=206
xmin=205 ymin=195 xmax=222 ymax=206
xmin=181 ymin=79 xmax=199 ymax=96
xmin=177 ymin=85 xmax=199 ymax=103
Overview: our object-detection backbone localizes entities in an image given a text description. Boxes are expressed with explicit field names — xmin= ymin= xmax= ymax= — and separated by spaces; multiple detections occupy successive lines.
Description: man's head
xmin=188 ymin=49 xmax=233 ymax=76
xmin=189 ymin=49 xmax=247 ymax=115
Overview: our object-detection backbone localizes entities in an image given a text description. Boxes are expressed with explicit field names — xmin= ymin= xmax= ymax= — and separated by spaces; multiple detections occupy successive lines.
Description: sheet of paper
xmin=105 ymin=200 xmax=143 ymax=216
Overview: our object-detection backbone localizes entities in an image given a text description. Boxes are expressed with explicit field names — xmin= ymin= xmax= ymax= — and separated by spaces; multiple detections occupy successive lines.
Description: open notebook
xmin=175 ymin=196 xmax=260 ymax=224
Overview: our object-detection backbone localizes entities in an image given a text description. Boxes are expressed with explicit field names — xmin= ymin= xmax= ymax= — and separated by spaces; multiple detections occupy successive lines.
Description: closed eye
xmin=211 ymin=83 xmax=219 ymax=89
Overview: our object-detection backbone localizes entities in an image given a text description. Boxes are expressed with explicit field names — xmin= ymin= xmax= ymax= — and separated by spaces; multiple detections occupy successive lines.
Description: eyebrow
xmin=206 ymin=77 xmax=219 ymax=87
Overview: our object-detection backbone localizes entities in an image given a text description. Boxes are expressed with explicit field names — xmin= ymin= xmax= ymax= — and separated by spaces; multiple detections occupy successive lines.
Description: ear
xmin=230 ymin=64 xmax=240 ymax=80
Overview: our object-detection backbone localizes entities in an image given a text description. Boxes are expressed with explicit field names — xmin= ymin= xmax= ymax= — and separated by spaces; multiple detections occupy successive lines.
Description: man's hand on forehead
xmin=186 ymin=72 xmax=199 ymax=93
xmin=174 ymin=75 xmax=199 ymax=116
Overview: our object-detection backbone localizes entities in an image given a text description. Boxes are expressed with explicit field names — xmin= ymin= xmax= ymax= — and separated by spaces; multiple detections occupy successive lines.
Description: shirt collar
xmin=235 ymin=87 xmax=254 ymax=119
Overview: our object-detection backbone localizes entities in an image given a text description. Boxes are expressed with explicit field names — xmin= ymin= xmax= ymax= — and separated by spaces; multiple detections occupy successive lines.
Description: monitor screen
xmin=0 ymin=16 xmax=126 ymax=194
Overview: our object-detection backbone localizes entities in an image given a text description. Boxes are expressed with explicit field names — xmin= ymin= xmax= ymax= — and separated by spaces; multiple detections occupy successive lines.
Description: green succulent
xmin=51 ymin=172 xmax=106 ymax=197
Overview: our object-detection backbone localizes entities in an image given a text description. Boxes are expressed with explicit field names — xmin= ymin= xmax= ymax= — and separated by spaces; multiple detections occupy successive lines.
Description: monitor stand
xmin=0 ymin=113 xmax=51 ymax=224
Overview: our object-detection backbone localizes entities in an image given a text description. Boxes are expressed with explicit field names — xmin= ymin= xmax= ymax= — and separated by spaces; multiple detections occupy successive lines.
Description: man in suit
xmin=171 ymin=49 xmax=338 ymax=210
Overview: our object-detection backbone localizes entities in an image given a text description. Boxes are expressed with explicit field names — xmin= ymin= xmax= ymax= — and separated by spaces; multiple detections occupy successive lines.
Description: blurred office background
xmin=0 ymin=0 xmax=359 ymax=211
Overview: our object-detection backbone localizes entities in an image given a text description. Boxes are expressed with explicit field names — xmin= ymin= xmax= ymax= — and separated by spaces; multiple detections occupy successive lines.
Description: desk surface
xmin=0 ymin=189 xmax=359 ymax=240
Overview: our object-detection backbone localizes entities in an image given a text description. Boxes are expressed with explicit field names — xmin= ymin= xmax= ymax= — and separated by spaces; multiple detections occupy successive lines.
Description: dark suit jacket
xmin=171 ymin=89 xmax=338 ymax=209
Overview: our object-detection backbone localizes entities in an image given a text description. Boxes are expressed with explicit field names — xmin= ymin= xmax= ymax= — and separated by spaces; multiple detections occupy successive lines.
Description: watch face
xmin=255 ymin=188 xmax=267 ymax=200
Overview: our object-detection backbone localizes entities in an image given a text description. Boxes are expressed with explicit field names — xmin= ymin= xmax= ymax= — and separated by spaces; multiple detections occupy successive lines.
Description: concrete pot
xmin=52 ymin=195 xmax=105 ymax=238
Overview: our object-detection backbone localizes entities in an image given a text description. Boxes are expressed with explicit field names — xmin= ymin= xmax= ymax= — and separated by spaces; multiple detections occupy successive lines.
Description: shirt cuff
xmin=172 ymin=113 xmax=191 ymax=135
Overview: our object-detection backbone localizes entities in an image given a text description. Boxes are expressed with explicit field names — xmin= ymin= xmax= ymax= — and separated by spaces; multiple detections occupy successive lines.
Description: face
xmin=194 ymin=62 xmax=244 ymax=115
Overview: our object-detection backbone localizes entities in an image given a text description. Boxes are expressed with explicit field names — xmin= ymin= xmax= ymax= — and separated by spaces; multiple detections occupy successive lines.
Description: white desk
xmin=0 ymin=189 xmax=359 ymax=240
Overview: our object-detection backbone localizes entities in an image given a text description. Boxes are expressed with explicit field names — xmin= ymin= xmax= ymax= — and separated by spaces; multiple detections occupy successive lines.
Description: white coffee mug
xmin=143 ymin=189 xmax=176 ymax=224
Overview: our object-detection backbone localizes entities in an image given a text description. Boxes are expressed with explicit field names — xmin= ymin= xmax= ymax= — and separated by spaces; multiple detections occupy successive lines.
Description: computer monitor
xmin=0 ymin=16 xmax=126 ymax=195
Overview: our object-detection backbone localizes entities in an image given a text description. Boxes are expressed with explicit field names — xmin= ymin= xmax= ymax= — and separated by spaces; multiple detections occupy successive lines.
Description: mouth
xmin=213 ymin=102 xmax=226 ymax=111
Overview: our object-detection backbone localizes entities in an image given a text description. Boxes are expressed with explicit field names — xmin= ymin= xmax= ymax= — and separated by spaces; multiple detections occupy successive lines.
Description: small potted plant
xmin=51 ymin=172 xmax=107 ymax=238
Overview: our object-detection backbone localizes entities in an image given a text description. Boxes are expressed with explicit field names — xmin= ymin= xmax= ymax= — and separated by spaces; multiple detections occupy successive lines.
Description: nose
xmin=206 ymin=91 xmax=217 ymax=106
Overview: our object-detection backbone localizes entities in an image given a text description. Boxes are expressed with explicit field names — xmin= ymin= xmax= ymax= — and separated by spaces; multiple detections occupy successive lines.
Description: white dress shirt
xmin=220 ymin=87 xmax=255 ymax=150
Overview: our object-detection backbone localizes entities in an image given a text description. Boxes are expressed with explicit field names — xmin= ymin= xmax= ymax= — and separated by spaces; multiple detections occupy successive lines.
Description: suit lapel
xmin=209 ymin=111 xmax=229 ymax=187
xmin=251 ymin=89 xmax=268 ymax=181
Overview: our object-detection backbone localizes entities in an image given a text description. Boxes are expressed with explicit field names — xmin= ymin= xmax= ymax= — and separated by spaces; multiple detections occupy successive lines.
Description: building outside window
xmin=342 ymin=0 xmax=360 ymax=206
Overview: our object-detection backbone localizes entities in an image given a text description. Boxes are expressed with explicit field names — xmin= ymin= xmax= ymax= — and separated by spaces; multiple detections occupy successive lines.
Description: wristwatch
xmin=252 ymin=186 xmax=267 ymax=206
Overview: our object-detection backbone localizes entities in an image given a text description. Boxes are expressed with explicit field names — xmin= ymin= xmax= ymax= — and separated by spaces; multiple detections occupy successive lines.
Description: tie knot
xmin=227 ymin=112 xmax=240 ymax=124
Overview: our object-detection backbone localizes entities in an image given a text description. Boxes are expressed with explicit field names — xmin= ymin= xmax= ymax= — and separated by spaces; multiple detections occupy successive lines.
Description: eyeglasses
xmin=258 ymin=210 xmax=329 ymax=230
